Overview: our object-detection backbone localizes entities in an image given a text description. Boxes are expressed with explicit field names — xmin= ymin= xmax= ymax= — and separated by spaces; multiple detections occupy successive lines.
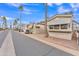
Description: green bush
xmin=0 ymin=28 xmax=4 ymax=31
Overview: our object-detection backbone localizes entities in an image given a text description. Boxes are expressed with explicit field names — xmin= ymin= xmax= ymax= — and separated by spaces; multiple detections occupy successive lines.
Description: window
xmin=54 ymin=25 xmax=59 ymax=29
xmin=61 ymin=24 xmax=68 ymax=29
xmin=49 ymin=24 xmax=68 ymax=29
xmin=36 ymin=26 xmax=40 ymax=28
xmin=49 ymin=25 xmax=59 ymax=29
xmin=49 ymin=25 xmax=54 ymax=29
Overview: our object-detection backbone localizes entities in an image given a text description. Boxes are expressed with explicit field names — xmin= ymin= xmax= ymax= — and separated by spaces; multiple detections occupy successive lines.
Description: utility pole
xmin=45 ymin=3 xmax=49 ymax=37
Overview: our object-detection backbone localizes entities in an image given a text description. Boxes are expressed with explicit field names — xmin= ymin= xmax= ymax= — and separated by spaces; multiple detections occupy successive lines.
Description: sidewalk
xmin=0 ymin=31 xmax=16 ymax=56
xmin=17 ymin=31 xmax=79 ymax=56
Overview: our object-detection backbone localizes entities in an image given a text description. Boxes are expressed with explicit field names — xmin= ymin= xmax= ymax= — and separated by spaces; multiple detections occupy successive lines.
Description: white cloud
xmin=23 ymin=7 xmax=37 ymax=15
xmin=70 ymin=3 xmax=79 ymax=8
xmin=23 ymin=8 xmax=31 ymax=12
xmin=57 ymin=6 xmax=71 ymax=13
xmin=24 ymin=3 xmax=40 ymax=6
xmin=6 ymin=3 xmax=37 ymax=15
xmin=6 ymin=17 xmax=14 ymax=20
xmin=55 ymin=3 xmax=63 ymax=6
xmin=22 ymin=11 xmax=32 ymax=15
xmin=47 ymin=3 xmax=53 ymax=7
xmin=0 ymin=16 xmax=15 ymax=21
xmin=6 ymin=3 xmax=22 ymax=7
xmin=47 ymin=3 xmax=62 ymax=7
xmin=70 ymin=3 xmax=79 ymax=11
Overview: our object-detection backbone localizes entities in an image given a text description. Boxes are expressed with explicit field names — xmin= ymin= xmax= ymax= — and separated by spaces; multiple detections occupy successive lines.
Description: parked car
xmin=25 ymin=29 xmax=32 ymax=34
xmin=19 ymin=29 xmax=23 ymax=32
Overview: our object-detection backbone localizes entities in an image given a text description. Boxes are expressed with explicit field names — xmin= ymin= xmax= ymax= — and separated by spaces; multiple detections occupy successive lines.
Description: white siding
xmin=47 ymin=14 xmax=72 ymax=40
xmin=73 ymin=21 xmax=79 ymax=31
xmin=48 ymin=32 xmax=72 ymax=40
xmin=48 ymin=18 xmax=71 ymax=25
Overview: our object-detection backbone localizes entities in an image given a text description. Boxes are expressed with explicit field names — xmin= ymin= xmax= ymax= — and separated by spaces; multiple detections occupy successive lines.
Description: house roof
xmin=37 ymin=13 xmax=73 ymax=25
xmin=48 ymin=13 xmax=72 ymax=22
xmin=73 ymin=20 xmax=79 ymax=25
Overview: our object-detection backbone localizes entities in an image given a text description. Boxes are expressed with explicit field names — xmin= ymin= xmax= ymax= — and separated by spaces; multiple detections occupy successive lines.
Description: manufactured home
xmin=22 ymin=24 xmax=33 ymax=32
xmin=22 ymin=13 xmax=79 ymax=41
xmin=47 ymin=13 xmax=79 ymax=40
xmin=22 ymin=22 xmax=45 ymax=34
xmin=32 ymin=23 xmax=45 ymax=34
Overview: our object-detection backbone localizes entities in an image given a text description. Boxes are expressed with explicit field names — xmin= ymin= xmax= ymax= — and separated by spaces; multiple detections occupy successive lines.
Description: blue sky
xmin=0 ymin=3 xmax=79 ymax=26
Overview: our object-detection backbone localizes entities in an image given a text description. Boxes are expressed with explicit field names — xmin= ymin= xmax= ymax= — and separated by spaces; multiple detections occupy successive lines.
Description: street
xmin=0 ymin=30 xmax=73 ymax=56
xmin=0 ymin=31 xmax=8 ymax=48
xmin=11 ymin=31 xmax=73 ymax=56
xmin=0 ymin=3 xmax=79 ymax=56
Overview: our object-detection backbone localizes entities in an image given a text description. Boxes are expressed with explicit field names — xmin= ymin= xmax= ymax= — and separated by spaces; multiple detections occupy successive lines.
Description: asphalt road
xmin=0 ymin=30 xmax=8 ymax=48
xmin=11 ymin=31 xmax=73 ymax=56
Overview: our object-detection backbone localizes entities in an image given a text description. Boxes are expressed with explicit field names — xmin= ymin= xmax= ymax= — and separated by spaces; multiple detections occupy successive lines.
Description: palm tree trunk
xmin=45 ymin=3 xmax=49 ymax=37
xmin=20 ymin=11 xmax=22 ymax=30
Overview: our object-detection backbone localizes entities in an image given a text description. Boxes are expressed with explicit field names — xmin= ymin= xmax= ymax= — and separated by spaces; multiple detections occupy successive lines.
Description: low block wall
xmin=48 ymin=31 xmax=72 ymax=40
xmin=33 ymin=29 xmax=45 ymax=34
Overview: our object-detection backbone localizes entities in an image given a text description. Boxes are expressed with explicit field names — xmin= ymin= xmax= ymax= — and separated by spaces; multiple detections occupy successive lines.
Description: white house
xmin=47 ymin=13 xmax=79 ymax=40
xmin=22 ymin=13 xmax=79 ymax=41
xmin=32 ymin=23 xmax=45 ymax=34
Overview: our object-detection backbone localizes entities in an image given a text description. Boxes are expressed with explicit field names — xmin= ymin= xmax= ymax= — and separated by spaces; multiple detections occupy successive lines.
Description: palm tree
xmin=18 ymin=5 xmax=24 ymax=31
xmin=1 ymin=16 xmax=7 ymax=29
xmin=44 ymin=3 xmax=49 ymax=37
xmin=13 ymin=18 xmax=19 ymax=29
